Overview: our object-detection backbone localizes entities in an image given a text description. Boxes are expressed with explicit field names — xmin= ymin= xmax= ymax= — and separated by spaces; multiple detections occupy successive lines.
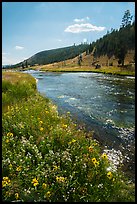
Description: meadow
xmin=2 ymin=71 xmax=135 ymax=202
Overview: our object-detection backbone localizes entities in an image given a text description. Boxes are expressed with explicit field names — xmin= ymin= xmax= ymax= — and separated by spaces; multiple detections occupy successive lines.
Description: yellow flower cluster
xmin=68 ymin=139 xmax=77 ymax=145
xmin=92 ymin=158 xmax=99 ymax=167
xmin=56 ymin=176 xmax=65 ymax=183
xmin=88 ymin=145 xmax=94 ymax=152
xmin=2 ymin=177 xmax=11 ymax=187
xmin=32 ymin=178 xmax=39 ymax=187
xmin=7 ymin=132 xmax=13 ymax=137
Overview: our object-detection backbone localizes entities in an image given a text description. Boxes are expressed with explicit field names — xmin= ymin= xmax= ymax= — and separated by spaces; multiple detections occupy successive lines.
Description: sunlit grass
xmin=2 ymin=71 xmax=135 ymax=202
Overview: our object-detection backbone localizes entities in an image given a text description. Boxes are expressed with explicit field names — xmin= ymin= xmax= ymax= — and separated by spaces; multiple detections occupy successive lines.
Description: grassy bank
xmin=37 ymin=65 xmax=135 ymax=76
xmin=2 ymin=71 xmax=135 ymax=202
xmin=10 ymin=64 xmax=134 ymax=76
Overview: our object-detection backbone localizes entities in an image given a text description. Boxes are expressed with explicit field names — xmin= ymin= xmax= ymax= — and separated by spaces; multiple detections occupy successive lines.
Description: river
xmin=24 ymin=70 xmax=135 ymax=182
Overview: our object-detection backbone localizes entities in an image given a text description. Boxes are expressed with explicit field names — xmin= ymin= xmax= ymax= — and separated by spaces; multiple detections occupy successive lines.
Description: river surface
xmin=24 ymin=70 xmax=135 ymax=182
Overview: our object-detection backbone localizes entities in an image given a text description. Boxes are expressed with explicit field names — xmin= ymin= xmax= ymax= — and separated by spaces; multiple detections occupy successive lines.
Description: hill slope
xmin=9 ymin=21 xmax=135 ymax=70
xmin=13 ymin=44 xmax=89 ymax=68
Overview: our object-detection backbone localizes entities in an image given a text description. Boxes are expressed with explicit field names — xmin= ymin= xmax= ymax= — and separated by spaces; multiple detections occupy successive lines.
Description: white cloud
xmin=65 ymin=23 xmax=105 ymax=33
xmin=74 ymin=16 xmax=90 ymax=23
xmin=74 ymin=18 xmax=85 ymax=23
xmin=15 ymin=45 xmax=24 ymax=50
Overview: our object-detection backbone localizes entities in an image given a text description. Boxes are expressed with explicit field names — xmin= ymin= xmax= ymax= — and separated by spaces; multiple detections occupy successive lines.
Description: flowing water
xmin=24 ymin=70 xmax=135 ymax=182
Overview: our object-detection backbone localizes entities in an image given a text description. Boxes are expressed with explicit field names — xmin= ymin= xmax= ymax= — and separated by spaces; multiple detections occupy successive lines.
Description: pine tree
xmin=25 ymin=60 xmax=28 ymax=68
xmin=121 ymin=10 xmax=133 ymax=28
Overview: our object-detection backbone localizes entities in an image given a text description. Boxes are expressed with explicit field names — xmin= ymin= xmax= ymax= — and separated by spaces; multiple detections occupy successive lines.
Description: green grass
xmin=2 ymin=71 xmax=135 ymax=202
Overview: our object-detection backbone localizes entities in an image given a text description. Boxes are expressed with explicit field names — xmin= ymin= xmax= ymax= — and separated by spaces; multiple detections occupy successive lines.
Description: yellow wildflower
xmin=68 ymin=139 xmax=76 ymax=145
xmin=3 ymin=177 xmax=9 ymax=181
xmin=6 ymin=139 xmax=9 ymax=143
xmin=107 ymin=171 xmax=113 ymax=179
xmin=56 ymin=176 xmax=65 ymax=183
xmin=94 ymin=161 xmax=99 ymax=167
xmin=6 ymin=191 xmax=11 ymax=197
xmin=2 ymin=177 xmax=11 ymax=187
xmin=15 ymin=193 xmax=19 ymax=200
xmin=92 ymin=158 xmax=97 ymax=163
xmin=88 ymin=145 xmax=93 ymax=152
xmin=7 ymin=132 xmax=13 ymax=137
xmin=40 ymin=127 xmax=44 ymax=131
xmin=72 ymin=139 xmax=76 ymax=143
xmin=112 ymin=178 xmax=115 ymax=182
xmin=101 ymin=153 xmax=108 ymax=160
xmin=32 ymin=178 xmax=39 ymax=187
xmin=39 ymin=121 xmax=43 ymax=124
xmin=45 ymin=111 xmax=49 ymax=114
xmin=9 ymin=163 xmax=12 ymax=168
xmin=45 ymin=191 xmax=51 ymax=198
xmin=53 ymin=165 xmax=58 ymax=171
xmin=62 ymin=124 xmax=67 ymax=128
xmin=42 ymin=183 xmax=47 ymax=189
xmin=92 ymin=158 xmax=99 ymax=167
xmin=16 ymin=166 xmax=22 ymax=172
xmin=2 ymin=180 xmax=8 ymax=187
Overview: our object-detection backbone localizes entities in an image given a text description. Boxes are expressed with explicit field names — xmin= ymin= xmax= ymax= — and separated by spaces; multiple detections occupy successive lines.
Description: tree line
xmin=86 ymin=10 xmax=135 ymax=66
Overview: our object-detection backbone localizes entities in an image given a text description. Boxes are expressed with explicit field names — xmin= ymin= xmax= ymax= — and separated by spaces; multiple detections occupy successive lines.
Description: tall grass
xmin=2 ymin=71 xmax=135 ymax=202
xmin=2 ymin=72 xmax=36 ymax=111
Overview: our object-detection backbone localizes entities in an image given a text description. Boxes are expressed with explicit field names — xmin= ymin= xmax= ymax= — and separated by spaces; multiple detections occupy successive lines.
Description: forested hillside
xmin=7 ymin=10 xmax=134 ymax=69
xmin=12 ymin=44 xmax=89 ymax=68
xmin=87 ymin=21 xmax=135 ymax=66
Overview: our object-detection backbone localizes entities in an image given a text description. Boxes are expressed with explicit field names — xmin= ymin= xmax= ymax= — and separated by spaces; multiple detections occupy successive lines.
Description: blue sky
xmin=2 ymin=2 xmax=135 ymax=65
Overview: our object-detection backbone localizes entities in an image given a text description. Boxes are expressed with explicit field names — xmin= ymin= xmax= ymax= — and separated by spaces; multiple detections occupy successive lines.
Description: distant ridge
xmin=12 ymin=44 xmax=89 ymax=68
xmin=8 ymin=21 xmax=135 ymax=69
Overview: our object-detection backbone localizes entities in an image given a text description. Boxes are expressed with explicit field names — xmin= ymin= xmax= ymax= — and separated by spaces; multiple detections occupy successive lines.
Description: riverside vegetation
xmin=2 ymin=71 xmax=135 ymax=202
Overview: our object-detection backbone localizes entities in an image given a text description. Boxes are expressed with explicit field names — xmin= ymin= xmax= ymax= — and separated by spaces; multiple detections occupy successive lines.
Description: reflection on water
xmin=24 ymin=70 xmax=135 ymax=182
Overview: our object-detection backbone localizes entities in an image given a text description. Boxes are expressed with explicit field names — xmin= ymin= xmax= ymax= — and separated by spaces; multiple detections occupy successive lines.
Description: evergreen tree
xmin=22 ymin=63 xmax=24 ymax=69
xmin=78 ymin=54 xmax=82 ymax=66
xmin=121 ymin=10 xmax=133 ymax=28
xmin=25 ymin=60 xmax=28 ymax=68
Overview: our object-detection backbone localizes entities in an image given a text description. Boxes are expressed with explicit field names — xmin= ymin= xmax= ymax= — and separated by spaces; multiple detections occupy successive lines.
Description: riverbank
xmin=3 ymin=63 xmax=135 ymax=77
xmin=39 ymin=65 xmax=135 ymax=76
xmin=2 ymin=71 xmax=135 ymax=202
